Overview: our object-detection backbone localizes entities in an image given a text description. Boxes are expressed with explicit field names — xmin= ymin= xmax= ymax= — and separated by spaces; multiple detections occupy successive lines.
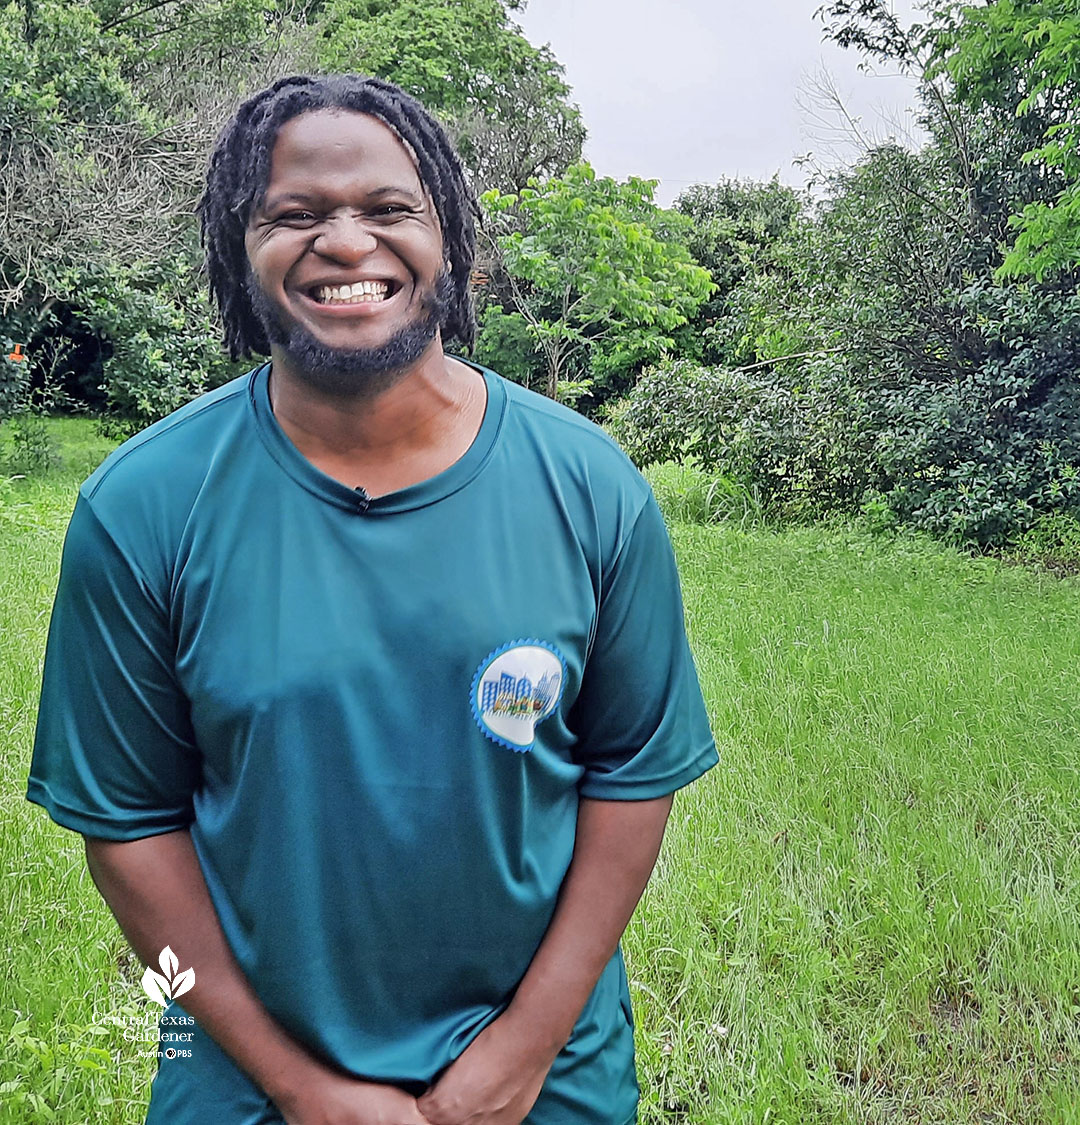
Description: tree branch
xmin=101 ymin=0 xmax=179 ymax=32
xmin=732 ymin=346 xmax=848 ymax=374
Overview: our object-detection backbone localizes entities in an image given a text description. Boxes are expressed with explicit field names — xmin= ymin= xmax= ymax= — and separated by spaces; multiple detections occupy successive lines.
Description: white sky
xmin=514 ymin=0 xmax=926 ymax=205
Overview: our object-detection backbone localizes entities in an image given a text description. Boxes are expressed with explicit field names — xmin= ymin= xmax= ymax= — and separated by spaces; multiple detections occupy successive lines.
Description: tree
xmin=672 ymin=178 xmax=804 ymax=366
xmin=481 ymin=164 xmax=714 ymax=405
xmin=317 ymin=0 xmax=584 ymax=194
xmin=1 ymin=0 xmax=590 ymax=435
xmin=933 ymin=0 xmax=1080 ymax=279
xmin=608 ymin=1 xmax=1080 ymax=544
xmin=0 ymin=0 xmax=310 ymax=308
xmin=0 ymin=0 xmax=317 ymax=429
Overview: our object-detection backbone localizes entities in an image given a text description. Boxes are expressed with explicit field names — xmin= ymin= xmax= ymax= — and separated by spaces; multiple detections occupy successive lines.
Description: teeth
xmin=315 ymin=281 xmax=390 ymax=304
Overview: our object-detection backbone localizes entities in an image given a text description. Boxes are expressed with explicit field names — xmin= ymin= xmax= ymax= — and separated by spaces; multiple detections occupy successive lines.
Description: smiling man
xmin=26 ymin=75 xmax=717 ymax=1125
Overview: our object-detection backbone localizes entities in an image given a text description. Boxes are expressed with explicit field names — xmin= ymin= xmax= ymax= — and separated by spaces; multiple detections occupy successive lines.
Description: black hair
xmin=198 ymin=74 xmax=479 ymax=360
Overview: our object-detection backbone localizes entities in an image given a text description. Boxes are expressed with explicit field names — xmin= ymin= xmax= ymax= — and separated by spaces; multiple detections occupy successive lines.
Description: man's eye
xmin=279 ymin=211 xmax=316 ymax=224
xmin=374 ymin=205 xmax=410 ymax=216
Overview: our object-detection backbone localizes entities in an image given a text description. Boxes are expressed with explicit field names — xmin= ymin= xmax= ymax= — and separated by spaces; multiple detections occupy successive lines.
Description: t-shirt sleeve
xmin=570 ymin=492 xmax=718 ymax=799
xmin=25 ymin=493 xmax=200 ymax=840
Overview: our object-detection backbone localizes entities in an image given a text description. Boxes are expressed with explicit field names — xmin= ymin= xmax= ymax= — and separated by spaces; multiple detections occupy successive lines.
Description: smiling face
xmin=244 ymin=109 xmax=449 ymax=396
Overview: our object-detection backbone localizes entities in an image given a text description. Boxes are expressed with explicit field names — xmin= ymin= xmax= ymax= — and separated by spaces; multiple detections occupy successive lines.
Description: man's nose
xmin=313 ymin=216 xmax=378 ymax=262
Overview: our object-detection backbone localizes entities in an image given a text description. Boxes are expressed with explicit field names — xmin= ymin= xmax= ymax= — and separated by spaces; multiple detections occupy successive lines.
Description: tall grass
xmin=1 ymin=419 xmax=152 ymax=1123
xmin=628 ymin=518 xmax=1080 ymax=1123
xmin=3 ymin=425 xmax=1080 ymax=1123
xmin=645 ymin=461 xmax=766 ymax=530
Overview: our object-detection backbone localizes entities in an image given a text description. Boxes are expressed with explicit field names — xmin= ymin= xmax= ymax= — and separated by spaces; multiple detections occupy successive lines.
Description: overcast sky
xmin=514 ymin=0 xmax=926 ymax=205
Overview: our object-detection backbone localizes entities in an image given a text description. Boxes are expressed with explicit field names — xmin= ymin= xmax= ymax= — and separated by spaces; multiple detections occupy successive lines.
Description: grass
xmin=2 ymin=427 xmax=1080 ymax=1123
xmin=630 ymin=480 xmax=1080 ymax=1123
xmin=0 ymin=418 xmax=153 ymax=1123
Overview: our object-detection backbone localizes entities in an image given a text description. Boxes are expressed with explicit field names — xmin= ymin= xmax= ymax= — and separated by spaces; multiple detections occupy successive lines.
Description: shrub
xmin=605 ymin=357 xmax=885 ymax=521
xmin=3 ymin=412 xmax=57 ymax=475
xmin=75 ymin=262 xmax=245 ymax=438
xmin=874 ymin=283 xmax=1080 ymax=546
xmin=472 ymin=303 xmax=545 ymax=390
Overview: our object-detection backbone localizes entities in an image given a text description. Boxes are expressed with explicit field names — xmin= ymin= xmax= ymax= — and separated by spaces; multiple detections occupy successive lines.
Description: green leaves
xmin=937 ymin=0 xmax=1080 ymax=279
xmin=482 ymin=164 xmax=713 ymax=401
xmin=317 ymin=0 xmax=584 ymax=193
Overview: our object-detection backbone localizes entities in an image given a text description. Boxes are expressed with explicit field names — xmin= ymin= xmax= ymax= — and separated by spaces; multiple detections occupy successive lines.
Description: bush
xmin=873 ymin=283 xmax=1080 ymax=546
xmin=610 ymin=275 xmax=1080 ymax=549
xmin=472 ymin=303 xmax=545 ymax=390
xmin=605 ymin=357 xmax=885 ymax=521
xmin=3 ymin=412 xmax=58 ymax=475
xmin=76 ymin=262 xmax=245 ymax=438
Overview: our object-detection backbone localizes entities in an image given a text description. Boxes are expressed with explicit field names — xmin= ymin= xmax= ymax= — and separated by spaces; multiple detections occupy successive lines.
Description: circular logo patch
xmin=471 ymin=640 xmax=566 ymax=752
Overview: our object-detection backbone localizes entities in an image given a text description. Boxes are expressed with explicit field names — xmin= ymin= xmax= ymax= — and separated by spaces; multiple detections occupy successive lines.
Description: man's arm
xmin=84 ymin=830 xmax=430 ymax=1125
xmin=416 ymin=793 xmax=674 ymax=1125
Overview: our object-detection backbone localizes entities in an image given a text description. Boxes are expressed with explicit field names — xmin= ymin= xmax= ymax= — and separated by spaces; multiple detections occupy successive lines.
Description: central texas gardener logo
xmin=141 ymin=946 xmax=195 ymax=1007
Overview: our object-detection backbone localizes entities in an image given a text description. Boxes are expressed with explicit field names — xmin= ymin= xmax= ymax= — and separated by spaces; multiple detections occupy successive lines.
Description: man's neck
xmin=266 ymin=342 xmax=487 ymax=496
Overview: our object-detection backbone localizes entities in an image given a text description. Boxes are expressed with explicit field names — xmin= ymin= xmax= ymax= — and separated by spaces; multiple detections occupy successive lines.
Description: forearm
xmin=83 ymin=829 xmax=325 ymax=1110
xmin=502 ymin=793 xmax=674 ymax=1059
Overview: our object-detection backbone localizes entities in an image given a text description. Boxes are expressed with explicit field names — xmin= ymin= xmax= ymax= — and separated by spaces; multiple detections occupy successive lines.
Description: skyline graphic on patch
xmin=471 ymin=640 xmax=566 ymax=752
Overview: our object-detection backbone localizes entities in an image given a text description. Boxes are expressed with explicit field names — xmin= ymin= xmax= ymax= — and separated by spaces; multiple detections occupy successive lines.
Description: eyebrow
xmin=262 ymin=186 xmax=425 ymax=211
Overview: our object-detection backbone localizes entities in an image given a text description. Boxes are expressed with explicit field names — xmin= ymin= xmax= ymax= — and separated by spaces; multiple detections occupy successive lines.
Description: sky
xmin=514 ymin=0 xmax=926 ymax=206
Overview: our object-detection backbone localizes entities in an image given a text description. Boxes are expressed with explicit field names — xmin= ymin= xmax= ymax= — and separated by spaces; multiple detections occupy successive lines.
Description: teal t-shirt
xmin=27 ymin=360 xmax=718 ymax=1124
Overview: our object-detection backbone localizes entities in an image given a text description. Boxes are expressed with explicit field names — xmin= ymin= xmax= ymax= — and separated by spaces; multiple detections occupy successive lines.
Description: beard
xmin=247 ymin=270 xmax=452 ymax=399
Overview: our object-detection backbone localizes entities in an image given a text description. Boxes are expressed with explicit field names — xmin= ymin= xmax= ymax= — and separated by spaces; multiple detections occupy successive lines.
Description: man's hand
xmin=415 ymin=1015 xmax=553 ymax=1125
xmin=276 ymin=1069 xmax=433 ymax=1125
xmin=417 ymin=795 xmax=674 ymax=1125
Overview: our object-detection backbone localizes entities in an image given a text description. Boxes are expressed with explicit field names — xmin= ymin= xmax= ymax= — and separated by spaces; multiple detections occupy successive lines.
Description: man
xmin=27 ymin=75 xmax=717 ymax=1125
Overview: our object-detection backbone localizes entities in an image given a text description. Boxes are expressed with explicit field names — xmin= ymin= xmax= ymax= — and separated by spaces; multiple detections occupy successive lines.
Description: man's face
xmin=244 ymin=109 xmax=448 ymax=395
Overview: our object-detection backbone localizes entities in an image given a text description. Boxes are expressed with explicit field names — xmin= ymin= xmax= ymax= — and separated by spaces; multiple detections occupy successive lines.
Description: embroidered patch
xmin=471 ymin=640 xmax=566 ymax=752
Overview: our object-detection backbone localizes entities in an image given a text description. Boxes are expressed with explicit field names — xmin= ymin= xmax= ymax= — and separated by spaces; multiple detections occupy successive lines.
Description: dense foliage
xmin=935 ymin=0 xmax=1080 ymax=280
xmin=318 ymin=0 xmax=585 ymax=195
xmin=479 ymin=165 xmax=714 ymax=407
xmin=0 ymin=0 xmax=311 ymax=432
xmin=611 ymin=0 xmax=1080 ymax=548
xmin=3 ymin=0 xmax=1079 ymax=552
xmin=0 ymin=0 xmax=581 ymax=434
xmin=671 ymin=179 xmax=803 ymax=367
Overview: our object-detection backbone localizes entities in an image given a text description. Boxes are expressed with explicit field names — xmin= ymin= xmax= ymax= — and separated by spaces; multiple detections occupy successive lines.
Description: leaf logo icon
xmin=160 ymin=946 xmax=179 ymax=978
xmin=141 ymin=945 xmax=195 ymax=1007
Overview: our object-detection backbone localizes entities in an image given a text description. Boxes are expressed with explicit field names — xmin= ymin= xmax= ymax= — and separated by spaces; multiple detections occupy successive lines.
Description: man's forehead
xmin=269 ymin=109 xmax=425 ymax=181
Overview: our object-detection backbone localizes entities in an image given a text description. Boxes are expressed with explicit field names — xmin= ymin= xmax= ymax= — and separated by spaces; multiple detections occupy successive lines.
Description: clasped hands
xmin=281 ymin=1014 xmax=553 ymax=1125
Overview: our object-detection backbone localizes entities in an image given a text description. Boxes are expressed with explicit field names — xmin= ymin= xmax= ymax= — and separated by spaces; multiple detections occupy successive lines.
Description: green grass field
xmin=2 ymin=424 xmax=1079 ymax=1123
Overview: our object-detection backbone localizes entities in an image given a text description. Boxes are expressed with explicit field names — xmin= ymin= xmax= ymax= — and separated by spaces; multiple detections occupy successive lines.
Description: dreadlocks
xmin=198 ymin=74 xmax=479 ymax=361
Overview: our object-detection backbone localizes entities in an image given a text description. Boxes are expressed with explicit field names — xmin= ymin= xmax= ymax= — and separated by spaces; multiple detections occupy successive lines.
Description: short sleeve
xmin=25 ymin=494 xmax=200 ymax=840
xmin=570 ymin=493 xmax=718 ymax=799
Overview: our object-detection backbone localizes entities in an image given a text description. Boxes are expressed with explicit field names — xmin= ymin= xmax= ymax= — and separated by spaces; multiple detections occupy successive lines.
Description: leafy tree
xmin=807 ymin=0 xmax=1080 ymax=542
xmin=318 ymin=0 xmax=584 ymax=193
xmin=611 ymin=1 xmax=1080 ymax=544
xmin=672 ymin=178 xmax=804 ymax=366
xmin=727 ymin=131 xmax=1080 ymax=543
xmin=1 ymin=0 xmax=588 ymax=440
xmin=0 ymin=0 xmax=315 ymax=432
xmin=472 ymin=302 xmax=545 ymax=392
xmin=933 ymin=0 xmax=1080 ymax=279
xmin=482 ymin=164 xmax=714 ymax=404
